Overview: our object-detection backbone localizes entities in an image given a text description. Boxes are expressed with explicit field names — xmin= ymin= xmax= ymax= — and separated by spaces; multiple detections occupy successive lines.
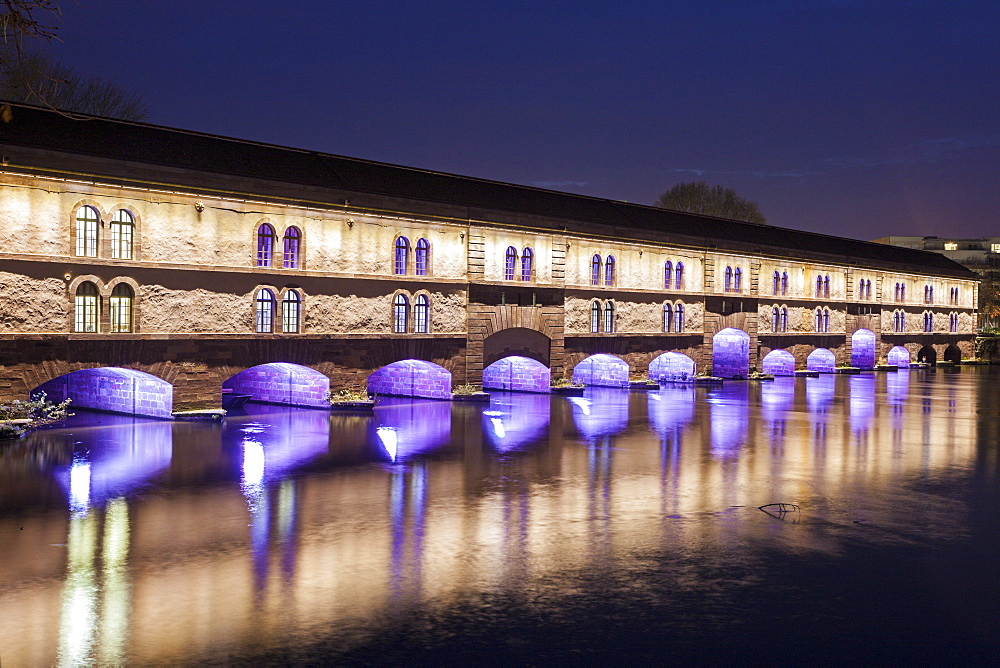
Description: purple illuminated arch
xmin=807 ymin=348 xmax=836 ymax=373
xmin=223 ymin=363 xmax=330 ymax=408
xmin=851 ymin=329 xmax=876 ymax=369
xmin=33 ymin=367 xmax=173 ymax=418
xmin=572 ymin=353 xmax=629 ymax=388
xmin=761 ymin=349 xmax=796 ymax=376
xmin=887 ymin=345 xmax=910 ymax=368
xmin=648 ymin=352 xmax=695 ymax=382
xmin=712 ymin=328 xmax=750 ymax=379
xmin=482 ymin=356 xmax=550 ymax=393
xmin=367 ymin=359 xmax=452 ymax=399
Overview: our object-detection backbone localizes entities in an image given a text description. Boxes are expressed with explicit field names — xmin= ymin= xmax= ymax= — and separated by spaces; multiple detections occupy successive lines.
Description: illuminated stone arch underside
xmin=32 ymin=367 xmax=173 ymax=419
xmin=648 ymin=352 xmax=696 ymax=382
xmin=482 ymin=356 xmax=550 ymax=393
xmin=851 ymin=329 xmax=877 ymax=369
xmin=367 ymin=360 xmax=452 ymax=400
xmin=761 ymin=349 xmax=796 ymax=376
xmin=887 ymin=346 xmax=911 ymax=368
xmin=712 ymin=328 xmax=750 ymax=379
xmin=572 ymin=354 xmax=630 ymax=388
xmin=807 ymin=348 xmax=836 ymax=373
xmin=223 ymin=362 xmax=330 ymax=408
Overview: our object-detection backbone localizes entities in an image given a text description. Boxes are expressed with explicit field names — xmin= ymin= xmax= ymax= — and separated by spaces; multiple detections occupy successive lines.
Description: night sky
xmin=43 ymin=1 xmax=999 ymax=239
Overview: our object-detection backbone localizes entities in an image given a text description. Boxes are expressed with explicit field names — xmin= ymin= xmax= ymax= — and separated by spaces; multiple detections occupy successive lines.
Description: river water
xmin=1 ymin=367 xmax=998 ymax=665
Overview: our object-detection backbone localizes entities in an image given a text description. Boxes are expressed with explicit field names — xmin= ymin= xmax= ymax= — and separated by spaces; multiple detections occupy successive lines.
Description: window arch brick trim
xmin=253 ymin=220 xmax=278 ymax=268
xmin=108 ymin=205 xmax=142 ymax=260
xmin=282 ymin=225 xmax=305 ymax=270
xmin=69 ymin=200 xmax=107 ymax=259
xmin=67 ymin=274 xmax=104 ymax=333
xmin=105 ymin=276 xmax=142 ymax=333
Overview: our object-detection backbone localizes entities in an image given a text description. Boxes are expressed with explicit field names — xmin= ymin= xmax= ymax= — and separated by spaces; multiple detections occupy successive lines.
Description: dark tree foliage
xmin=655 ymin=181 xmax=767 ymax=224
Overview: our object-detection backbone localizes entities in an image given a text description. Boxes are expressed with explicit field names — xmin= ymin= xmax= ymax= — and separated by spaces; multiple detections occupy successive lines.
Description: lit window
xmin=992 ymin=243 xmax=1000 ymax=253
xmin=521 ymin=247 xmax=533 ymax=282
xmin=76 ymin=206 xmax=99 ymax=257
xmin=283 ymin=227 xmax=301 ymax=269
xmin=944 ymin=243 xmax=958 ymax=251
xmin=414 ymin=294 xmax=429 ymax=333
xmin=74 ymin=281 xmax=99 ymax=332
xmin=505 ymin=246 xmax=518 ymax=281
xmin=110 ymin=210 xmax=134 ymax=260
xmin=255 ymin=289 xmax=276 ymax=333
xmin=415 ymin=238 xmax=430 ymax=276
xmin=109 ymin=283 xmax=133 ymax=333
xmin=772 ymin=271 xmax=780 ymax=295
xmin=824 ymin=275 xmax=830 ymax=298
xmin=815 ymin=275 xmax=823 ymax=298
xmin=603 ymin=300 xmax=615 ymax=332
xmin=780 ymin=308 xmax=788 ymax=332
xmin=282 ymin=290 xmax=301 ymax=333
xmin=394 ymin=237 xmax=410 ymax=275
xmin=393 ymin=293 xmax=409 ymax=333
xmin=257 ymin=224 xmax=276 ymax=267
xmin=604 ymin=255 xmax=615 ymax=287
xmin=781 ymin=272 xmax=788 ymax=296
xmin=724 ymin=266 xmax=732 ymax=292
xmin=734 ymin=267 xmax=742 ymax=292
xmin=772 ymin=307 xmax=779 ymax=332
xmin=590 ymin=300 xmax=601 ymax=333
xmin=675 ymin=262 xmax=684 ymax=289
xmin=674 ymin=303 xmax=685 ymax=333
xmin=665 ymin=261 xmax=673 ymax=290
xmin=824 ymin=308 xmax=830 ymax=333
xmin=664 ymin=302 xmax=673 ymax=332
xmin=591 ymin=254 xmax=601 ymax=286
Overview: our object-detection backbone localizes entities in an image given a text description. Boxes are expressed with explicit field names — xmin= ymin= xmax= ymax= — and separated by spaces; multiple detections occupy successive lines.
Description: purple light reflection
xmin=849 ymin=374 xmax=876 ymax=433
xmin=761 ymin=378 xmax=795 ymax=415
xmin=570 ymin=388 xmax=630 ymax=440
xmin=371 ymin=398 xmax=451 ymax=462
xmin=708 ymin=384 xmax=749 ymax=458
xmin=482 ymin=392 xmax=550 ymax=452
xmin=647 ymin=385 xmax=695 ymax=435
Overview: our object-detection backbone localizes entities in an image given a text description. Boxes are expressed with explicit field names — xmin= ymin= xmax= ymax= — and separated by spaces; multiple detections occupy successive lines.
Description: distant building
xmin=873 ymin=236 xmax=999 ymax=329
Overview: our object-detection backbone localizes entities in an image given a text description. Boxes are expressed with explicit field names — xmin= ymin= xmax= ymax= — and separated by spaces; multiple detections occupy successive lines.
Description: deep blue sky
xmin=43 ymin=1 xmax=999 ymax=239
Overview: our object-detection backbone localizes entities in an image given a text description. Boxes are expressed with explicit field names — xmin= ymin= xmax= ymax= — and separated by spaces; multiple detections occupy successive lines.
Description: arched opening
xmin=571 ymin=354 xmax=629 ymax=388
xmin=807 ymin=348 xmax=836 ymax=373
xmin=32 ymin=367 xmax=173 ymax=419
xmin=367 ymin=360 xmax=452 ymax=400
xmin=712 ymin=328 xmax=750 ymax=379
xmin=917 ymin=346 xmax=937 ymax=365
xmin=943 ymin=344 xmax=962 ymax=364
xmin=482 ymin=356 xmax=551 ymax=393
xmin=851 ymin=329 xmax=877 ymax=369
xmin=483 ymin=327 xmax=551 ymax=367
xmin=648 ymin=352 xmax=696 ymax=382
xmin=761 ymin=349 xmax=795 ymax=376
xmin=887 ymin=346 xmax=910 ymax=368
xmin=223 ymin=363 xmax=330 ymax=408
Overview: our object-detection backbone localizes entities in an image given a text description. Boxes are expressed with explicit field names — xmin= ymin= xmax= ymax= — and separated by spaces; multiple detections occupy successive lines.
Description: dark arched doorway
xmin=483 ymin=327 xmax=550 ymax=367
xmin=943 ymin=344 xmax=961 ymax=364
xmin=917 ymin=346 xmax=937 ymax=365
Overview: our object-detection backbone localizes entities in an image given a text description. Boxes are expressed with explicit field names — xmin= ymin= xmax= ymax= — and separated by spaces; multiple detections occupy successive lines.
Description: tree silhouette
xmin=655 ymin=181 xmax=766 ymax=224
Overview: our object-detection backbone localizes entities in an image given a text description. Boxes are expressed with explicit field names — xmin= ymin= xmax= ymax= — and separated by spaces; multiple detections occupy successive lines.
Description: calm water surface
xmin=2 ymin=368 xmax=999 ymax=665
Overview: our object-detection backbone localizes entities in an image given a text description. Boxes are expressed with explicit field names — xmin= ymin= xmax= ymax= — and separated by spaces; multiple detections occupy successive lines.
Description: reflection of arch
xmin=851 ymin=329 xmax=876 ymax=369
xmin=917 ymin=346 xmax=937 ymax=365
xmin=373 ymin=398 xmax=452 ymax=461
xmin=367 ymin=360 xmax=452 ymax=399
xmin=572 ymin=354 xmax=629 ymax=387
xmin=943 ymin=344 xmax=961 ymax=364
xmin=32 ymin=367 xmax=173 ymax=418
xmin=712 ymin=328 xmax=750 ymax=379
xmin=761 ymin=349 xmax=795 ymax=376
xmin=648 ymin=352 xmax=696 ymax=382
xmin=482 ymin=392 xmax=550 ymax=452
xmin=224 ymin=363 xmax=330 ymax=408
xmin=482 ymin=356 xmax=550 ymax=393
xmin=887 ymin=346 xmax=910 ymax=368
xmin=570 ymin=387 xmax=629 ymax=438
xmin=709 ymin=384 xmax=749 ymax=457
xmin=807 ymin=348 xmax=836 ymax=373
xmin=483 ymin=327 xmax=551 ymax=367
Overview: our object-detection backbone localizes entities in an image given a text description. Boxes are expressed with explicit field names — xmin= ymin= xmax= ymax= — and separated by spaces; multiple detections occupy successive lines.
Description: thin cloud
xmin=532 ymin=180 xmax=590 ymax=189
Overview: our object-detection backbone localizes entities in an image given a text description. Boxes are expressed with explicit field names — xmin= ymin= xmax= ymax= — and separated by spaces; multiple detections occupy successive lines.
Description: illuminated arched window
xmin=414 ymin=294 xmax=429 ymax=333
xmin=255 ymin=289 xmax=276 ymax=333
xmin=780 ymin=307 xmax=788 ymax=332
xmin=394 ymin=236 xmax=410 ymax=275
xmin=674 ymin=303 xmax=685 ymax=333
xmin=603 ymin=300 xmax=615 ymax=333
xmin=772 ymin=271 xmax=780 ymax=295
xmin=74 ymin=281 xmax=99 ymax=332
xmin=724 ymin=266 xmax=732 ymax=292
xmin=110 ymin=283 xmax=133 ymax=333
xmin=781 ymin=271 xmax=788 ymax=296
xmin=675 ymin=261 xmax=684 ymax=288
xmin=823 ymin=275 xmax=830 ymax=298
xmin=110 ymin=209 xmax=134 ymax=260
xmin=815 ymin=307 xmax=823 ymax=333
xmin=604 ymin=255 xmax=615 ymax=287
xmin=282 ymin=227 xmax=301 ymax=269
xmin=282 ymin=290 xmax=301 ymax=333
xmin=663 ymin=302 xmax=673 ymax=332
xmin=590 ymin=300 xmax=601 ymax=333
xmin=257 ymin=224 xmax=276 ymax=267
xmin=823 ymin=308 xmax=830 ymax=333
xmin=816 ymin=275 xmax=823 ymax=298
xmin=772 ymin=307 xmax=779 ymax=332
xmin=521 ymin=247 xmax=533 ymax=282
xmin=415 ymin=238 xmax=430 ymax=276
xmin=505 ymin=246 xmax=518 ymax=281
xmin=76 ymin=206 xmax=99 ymax=257
xmin=393 ymin=293 xmax=409 ymax=333
xmin=665 ymin=261 xmax=673 ymax=289
xmin=900 ymin=283 xmax=905 ymax=302
xmin=894 ymin=283 xmax=900 ymax=301
xmin=734 ymin=267 xmax=742 ymax=292
xmin=591 ymin=254 xmax=601 ymax=286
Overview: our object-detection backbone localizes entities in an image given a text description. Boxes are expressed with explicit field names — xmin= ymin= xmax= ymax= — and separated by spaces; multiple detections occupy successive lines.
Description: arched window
xmin=603 ymin=300 xmax=615 ymax=333
xmin=604 ymin=255 xmax=615 ymax=287
xmin=414 ymin=294 xmax=429 ymax=333
xmin=393 ymin=293 xmax=409 ymax=333
xmin=894 ymin=283 xmax=900 ymax=301
xmin=256 ymin=224 xmax=276 ymax=267
xmin=895 ymin=311 xmax=904 ymax=333
xmin=823 ymin=308 xmax=830 ymax=333
xmin=415 ymin=238 xmax=430 ymax=276
xmin=282 ymin=290 xmax=301 ymax=333
xmin=823 ymin=275 xmax=830 ymax=298
xmin=663 ymin=302 xmax=673 ymax=332
xmin=772 ymin=271 xmax=780 ymax=295
xmin=734 ymin=267 xmax=742 ymax=292
xmin=394 ymin=236 xmax=410 ymax=275
xmin=590 ymin=300 xmax=601 ymax=333
xmin=521 ymin=247 xmax=533 ymax=282
xmin=675 ymin=262 xmax=684 ymax=289
xmin=928 ymin=286 xmax=934 ymax=304
xmin=815 ymin=307 xmax=823 ymax=333
xmin=665 ymin=261 xmax=673 ymax=289
xmin=76 ymin=206 xmax=99 ymax=257
xmin=781 ymin=271 xmax=788 ymax=295
xmin=74 ymin=281 xmax=99 ymax=332
xmin=505 ymin=246 xmax=518 ymax=281
xmin=924 ymin=311 xmax=933 ymax=333
xmin=282 ymin=227 xmax=301 ymax=269
xmin=815 ymin=275 xmax=823 ymax=298
xmin=780 ymin=307 xmax=788 ymax=332
xmin=255 ymin=289 xmax=276 ymax=333
xmin=110 ymin=283 xmax=133 ymax=333
xmin=900 ymin=283 xmax=905 ymax=302
xmin=591 ymin=254 xmax=602 ymax=286
xmin=724 ymin=266 xmax=733 ymax=292
xmin=110 ymin=210 xmax=134 ymax=260
xmin=674 ymin=303 xmax=685 ymax=333
xmin=772 ymin=306 xmax=779 ymax=332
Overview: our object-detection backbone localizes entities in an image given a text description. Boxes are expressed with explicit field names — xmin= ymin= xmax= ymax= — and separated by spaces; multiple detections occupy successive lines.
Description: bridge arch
xmin=943 ymin=344 xmax=962 ymax=364
xmin=851 ymin=329 xmax=876 ymax=369
xmin=32 ymin=367 xmax=173 ymax=418
xmin=887 ymin=345 xmax=910 ymax=368
xmin=917 ymin=345 xmax=937 ymax=365
xmin=712 ymin=328 xmax=750 ymax=379
xmin=572 ymin=354 xmax=629 ymax=388
xmin=483 ymin=327 xmax=551 ymax=367
xmin=482 ymin=355 xmax=550 ymax=393
xmin=807 ymin=347 xmax=836 ymax=373
xmin=648 ymin=352 xmax=695 ymax=382
xmin=367 ymin=359 xmax=452 ymax=399
xmin=760 ymin=349 xmax=795 ymax=376
xmin=223 ymin=362 xmax=330 ymax=408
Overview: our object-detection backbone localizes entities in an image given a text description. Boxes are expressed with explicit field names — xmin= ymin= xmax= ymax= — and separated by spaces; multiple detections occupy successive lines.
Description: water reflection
xmin=708 ymin=383 xmax=750 ymax=458
xmin=849 ymin=374 xmax=876 ymax=437
xmin=571 ymin=388 xmax=630 ymax=440
xmin=372 ymin=399 xmax=451 ymax=462
xmin=482 ymin=393 xmax=550 ymax=453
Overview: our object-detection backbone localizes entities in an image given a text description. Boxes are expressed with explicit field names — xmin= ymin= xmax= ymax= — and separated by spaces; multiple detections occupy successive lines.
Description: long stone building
xmin=0 ymin=104 xmax=978 ymax=416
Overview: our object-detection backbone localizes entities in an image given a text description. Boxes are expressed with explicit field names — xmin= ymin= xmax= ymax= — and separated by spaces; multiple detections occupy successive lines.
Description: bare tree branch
xmin=655 ymin=181 xmax=767 ymax=224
